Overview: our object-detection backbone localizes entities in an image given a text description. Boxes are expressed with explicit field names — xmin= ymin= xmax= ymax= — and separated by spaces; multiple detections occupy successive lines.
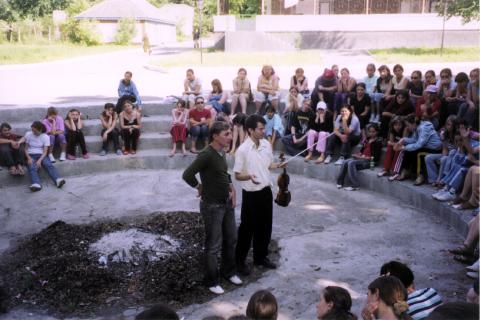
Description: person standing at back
xmin=234 ymin=114 xmax=285 ymax=275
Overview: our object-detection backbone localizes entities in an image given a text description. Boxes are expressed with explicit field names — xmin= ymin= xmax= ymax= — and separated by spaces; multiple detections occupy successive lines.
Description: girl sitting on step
xmin=169 ymin=99 xmax=188 ymax=157
xmin=99 ymin=103 xmax=121 ymax=156
xmin=42 ymin=107 xmax=67 ymax=162
xmin=64 ymin=109 xmax=88 ymax=160
xmin=119 ymin=101 xmax=141 ymax=155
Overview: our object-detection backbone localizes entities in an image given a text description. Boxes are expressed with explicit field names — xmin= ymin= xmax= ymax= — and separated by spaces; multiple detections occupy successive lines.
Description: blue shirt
xmin=118 ymin=80 xmax=142 ymax=105
xmin=363 ymin=75 xmax=379 ymax=95
xmin=263 ymin=114 xmax=284 ymax=137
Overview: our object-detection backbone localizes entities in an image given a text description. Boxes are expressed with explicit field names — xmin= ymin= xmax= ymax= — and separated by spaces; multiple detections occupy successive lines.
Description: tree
xmin=436 ymin=0 xmax=480 ymax=23
xmin=114 ymin=18 xmax=136 ymax=45
xmin=9 ymin=0 xmax=71 ymax=18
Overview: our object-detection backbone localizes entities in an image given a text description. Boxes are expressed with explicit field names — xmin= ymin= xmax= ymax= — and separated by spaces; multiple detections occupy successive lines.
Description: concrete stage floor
xmin=0 ymin=169 xmax=471 ymax=319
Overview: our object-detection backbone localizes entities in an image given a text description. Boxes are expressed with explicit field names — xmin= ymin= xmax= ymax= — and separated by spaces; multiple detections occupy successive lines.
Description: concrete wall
xmin=214 ymin=13 xmax=480 ymax=32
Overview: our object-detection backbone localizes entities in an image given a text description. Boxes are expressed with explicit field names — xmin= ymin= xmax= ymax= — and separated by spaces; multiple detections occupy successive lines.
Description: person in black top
xmin=182 ymin=121 xmax=242 ymax=295
xmin=305 ymin=101 xmax=334 ymax=163
xmin=349 ymin=82 xmax=371 ymax=138
xmin=281 ymin=98 xmax=315 ymax=156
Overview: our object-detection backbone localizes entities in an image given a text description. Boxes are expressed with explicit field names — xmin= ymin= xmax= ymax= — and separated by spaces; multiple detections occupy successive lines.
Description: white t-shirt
xmin=234 ymin=137 xmax=273 ymax=191
xmin=25 ymin=131 xmax=50 ymax=155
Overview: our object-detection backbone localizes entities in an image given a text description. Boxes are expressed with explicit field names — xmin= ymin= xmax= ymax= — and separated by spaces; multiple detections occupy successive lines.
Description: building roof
xmin=76 ymin=0 xmax=175 ymax=25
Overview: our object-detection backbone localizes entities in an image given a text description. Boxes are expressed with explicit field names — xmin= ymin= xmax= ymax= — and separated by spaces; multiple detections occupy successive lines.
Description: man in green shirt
xmin=182 ymin=121 xmax=242 ymax=295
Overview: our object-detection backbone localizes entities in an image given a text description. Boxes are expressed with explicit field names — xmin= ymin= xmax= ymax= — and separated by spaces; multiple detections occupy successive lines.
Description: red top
xmin=189 ymin=108 xmax=211 ymax=122
xmin=415 ymin=97 xmax=441 ymax=118
xmin=362 ymin=141 xmax=372 ymax=158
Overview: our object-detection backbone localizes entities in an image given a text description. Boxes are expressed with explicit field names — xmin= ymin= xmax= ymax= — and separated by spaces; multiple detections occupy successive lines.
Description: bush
xmin=114 ymin=18 xmax=136 ymax=45
xmin=61 ymin=19 xmax=101 ymax=46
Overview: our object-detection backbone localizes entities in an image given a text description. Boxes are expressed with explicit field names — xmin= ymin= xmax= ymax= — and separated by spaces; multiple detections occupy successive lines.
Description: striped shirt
xmin=407 ymin=288 xmax=443 ymax=320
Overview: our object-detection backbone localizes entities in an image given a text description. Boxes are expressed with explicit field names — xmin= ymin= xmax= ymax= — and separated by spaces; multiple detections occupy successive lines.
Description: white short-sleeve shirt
xmin=233 ymin=137 xmax=273 ymax=191
xmin=25 ymin=131 xmax=50 ymax=155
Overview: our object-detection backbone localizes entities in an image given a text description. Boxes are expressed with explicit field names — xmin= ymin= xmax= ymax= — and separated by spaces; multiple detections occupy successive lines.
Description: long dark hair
xmin=322 ymin=286 xmax=357 ymax=320
xmin=389 ymin=116 xmax=404 ymax=138
xmin=368 ymin=276 xmax=411 ymax=320
xmin=339 ymin=105 xmax=354 ymax=127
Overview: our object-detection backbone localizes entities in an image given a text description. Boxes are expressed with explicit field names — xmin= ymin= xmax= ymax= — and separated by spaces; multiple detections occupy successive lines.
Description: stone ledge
xmin=0 ymin=151 xmax=472 ymax=237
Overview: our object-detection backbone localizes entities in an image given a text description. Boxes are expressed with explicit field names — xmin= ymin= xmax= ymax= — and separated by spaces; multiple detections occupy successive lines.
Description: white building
xmin=76 ymin=0 xmax=176 ymax=46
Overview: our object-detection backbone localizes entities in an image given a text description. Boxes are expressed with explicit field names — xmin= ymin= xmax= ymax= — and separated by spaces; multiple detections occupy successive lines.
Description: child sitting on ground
xmin=64 ymin=109 xmax=88 ymax=160
xmin=336 ymin=123 xmax=382 ymax=191
xmin=263 ymin=106 xmax=284 ymax=147
xmin=42 ymin=107 xmax=66 ymax=162
xmin=246 ymin=290 xmax=278 ymax=320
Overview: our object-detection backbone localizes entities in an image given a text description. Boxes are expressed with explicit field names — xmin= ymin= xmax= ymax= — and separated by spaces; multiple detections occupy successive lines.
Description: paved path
xmin=0 ymin=169 xmax=470 ymax=320
xmin=1 ymin=47 xmax=478 ymax=107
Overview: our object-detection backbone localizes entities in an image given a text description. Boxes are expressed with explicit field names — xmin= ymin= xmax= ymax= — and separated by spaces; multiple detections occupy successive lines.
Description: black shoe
xmin=237 ymin=262 xmax=251 ymax=276
xmin=254 ymin=258 xmax=277 ymax=269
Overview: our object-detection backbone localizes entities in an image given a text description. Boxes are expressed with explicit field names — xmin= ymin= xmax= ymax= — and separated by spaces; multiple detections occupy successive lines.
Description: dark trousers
xmin=200 ymin=201 xmax=237 ymax=287
xmin=121 ymin=128 xmax=140 ymax=151
xmin=0 ymin=143 xmax=25 ymax=167
xmin=236 ymin=187 xmax=273 ymax=264
xmin=380 ymin=115 xmax=392 ymax=139
xmin=281 ymin=134 xmax=307 ymax=156
xmin=402 ymin=147 xmax=441 ymax=178
xmin=325 ymin=134 xmax=361 ymax=158
xmin=116 ymin=95 xmax=137 ymax=114
xmin=101 ymin=128 xmax=120 ymax=151
xmin=66 ymin=130 xmax=87 ymax=156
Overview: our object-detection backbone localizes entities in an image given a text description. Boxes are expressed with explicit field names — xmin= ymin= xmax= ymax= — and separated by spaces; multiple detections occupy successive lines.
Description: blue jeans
xmin=425 ymin=150 xmax=455 ymax=183
xmin=190 ymin=125 xmax=209 ymax=141
xmin=200 ymin=200 xmax=237 ymax=287
xmin=336 ymin=158 xmax=370 ymax=188
xmin=27 ymin=154 xmax=60 ymax=185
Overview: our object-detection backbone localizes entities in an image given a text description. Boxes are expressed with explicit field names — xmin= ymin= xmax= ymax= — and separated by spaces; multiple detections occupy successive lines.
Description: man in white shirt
xmin=233 ymin=114 xmax=285 ymax=275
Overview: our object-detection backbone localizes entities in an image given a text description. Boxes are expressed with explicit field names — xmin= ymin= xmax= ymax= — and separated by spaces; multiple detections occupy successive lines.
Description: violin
xmin=275 ymin=153 xmax=291 ymax=207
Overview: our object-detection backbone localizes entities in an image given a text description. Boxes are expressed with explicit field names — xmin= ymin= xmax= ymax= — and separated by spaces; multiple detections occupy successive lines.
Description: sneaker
xmin=208 ymin=285 xmax=225 ymax=295
xmin=30 ymin=183 xmax=42 ymax=192
xmin=466 ymin=271 xmax=479 ymax=279
xmin=48 ymin=153 xmax=56 ymax=163
xmin=228 ymin=275 xmax=243 ymax=285
xmin=388 ymin=173 xmax=399 ymax=181
xmin=334 ymin=157 xmax=345 ymax=166
xmin=66 ymin=154 xmax=76 ymax=160
xmin=82 ymin=153 xmax=89 ymax=159
xmin=116 ymin=149 xmax=122 ymax=156
xmin=324 ymin=155 xmax=332 ymax=164
xmin=435 ymin=190 xmax=455 ymax=202
xmin=377 ymin=170 xmax=388 ymax=177
xmin=56 ymin=178 xmax=66 ymax=188
xmin=374 ymin=114 xmax=381 ymax=123
xmin=99 ymin=150 xmax=107 ymax=156
xmin=466 ymin=260 xmax=479 ymax=272
xmin=344 ymin=186 xmax=359 ymax=191
xmin=336 ymin=184 xmax=343 ymax=189
xmin=432 ymin=188 xmax=448 ymax=200
xmin=59 ymin=152 xmax=66 ymax=161
xmin=369 ymin=113 xmax=375 ymax=123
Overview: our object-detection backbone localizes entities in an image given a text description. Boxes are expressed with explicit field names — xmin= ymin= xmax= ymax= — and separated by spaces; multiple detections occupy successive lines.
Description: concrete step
xmin=0 ymin=101 xmax=287 ymax=125
xmin=0 ymin=102 xmax=175 ymax=124
xmin=0 ymin=149 xmax=471 ymax=237
xmin=9 ymin=115 xmax=173 ymax=137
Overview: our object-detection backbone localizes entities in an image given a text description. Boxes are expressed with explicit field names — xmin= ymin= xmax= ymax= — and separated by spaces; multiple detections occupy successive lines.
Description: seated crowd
xmin=0 ymin=66 xmax=478 ymax=319
xmin=133 ymin=260 xmax=478 ymax=319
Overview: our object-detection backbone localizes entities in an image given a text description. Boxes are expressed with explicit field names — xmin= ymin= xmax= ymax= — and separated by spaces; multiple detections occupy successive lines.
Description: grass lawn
xmin=150 ymin=49 xmax=323 ymax=67
xmin=369 ymin=46 xmax=480 ymax=63
xmin=0 ymin=43 xmax=135 ymax=64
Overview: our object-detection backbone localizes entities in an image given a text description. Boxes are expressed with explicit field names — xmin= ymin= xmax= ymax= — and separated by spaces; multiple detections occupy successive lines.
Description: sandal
xmin=449 ymin=245 xmax=473 ymax=256
xmin=453 ymin=254 xmax=476 ymax=265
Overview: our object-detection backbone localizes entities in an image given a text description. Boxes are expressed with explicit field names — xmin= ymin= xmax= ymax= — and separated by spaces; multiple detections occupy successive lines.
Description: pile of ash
xmin=0 ymin=211 xmax=212 ymax=317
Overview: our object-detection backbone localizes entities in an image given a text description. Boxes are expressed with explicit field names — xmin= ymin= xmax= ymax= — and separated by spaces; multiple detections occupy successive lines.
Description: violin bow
xmin=282 ymin=132 xmax=336 ymax=164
